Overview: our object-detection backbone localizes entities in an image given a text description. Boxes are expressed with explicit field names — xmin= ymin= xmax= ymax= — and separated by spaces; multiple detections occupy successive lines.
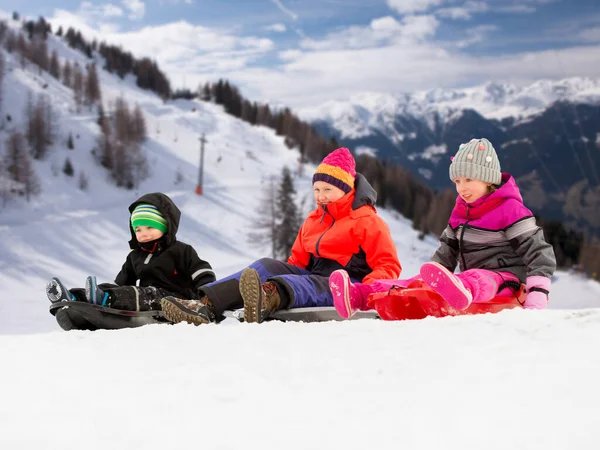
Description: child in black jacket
xmin=46 ymin=192 xmax=216 ymax=311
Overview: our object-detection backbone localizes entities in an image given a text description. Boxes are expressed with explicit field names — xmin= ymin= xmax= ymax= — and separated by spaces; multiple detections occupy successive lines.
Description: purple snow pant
xmin=200 ymin=258 xmax=335 ymax=316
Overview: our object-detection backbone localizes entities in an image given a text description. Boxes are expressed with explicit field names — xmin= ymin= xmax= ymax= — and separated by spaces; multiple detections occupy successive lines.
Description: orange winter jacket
xmin=288 ymin=174 xmax=401 ymax=284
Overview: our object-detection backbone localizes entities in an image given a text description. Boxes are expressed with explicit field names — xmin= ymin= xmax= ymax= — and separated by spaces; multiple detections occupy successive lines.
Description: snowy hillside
xmin=300 ymin=77 xmax=600 ymax=139
xmin=1 ymin=18 xmax=600 ymax=450
xmin=0 ymin=16 xmax=599 ymax=331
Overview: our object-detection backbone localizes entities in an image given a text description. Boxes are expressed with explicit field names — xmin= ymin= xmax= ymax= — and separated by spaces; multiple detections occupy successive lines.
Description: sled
xmin=232 ymin=307 xmax=378 ymax=323
xmin=367 ymin=279 xmax=525 ymax=321
xmin=49 ymin=301 xmax=376 ymax=331
xmin=49 ymin=301 xmax=169 ymax=331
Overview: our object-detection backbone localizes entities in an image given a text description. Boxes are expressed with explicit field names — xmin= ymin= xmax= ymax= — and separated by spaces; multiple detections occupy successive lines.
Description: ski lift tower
xmin=196 ymin=133 xmax=207 ymax=195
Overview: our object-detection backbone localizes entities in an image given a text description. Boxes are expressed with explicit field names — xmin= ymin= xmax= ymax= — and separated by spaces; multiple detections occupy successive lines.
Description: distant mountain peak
xmin=300 ymin=77 xmax=600 ymax=139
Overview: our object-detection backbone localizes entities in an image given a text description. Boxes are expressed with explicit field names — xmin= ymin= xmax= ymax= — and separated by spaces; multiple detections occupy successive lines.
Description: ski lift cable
xmin=549 ymin=50 xmax=599 ymax=186
xmin=525 ymin=50 xmax=593 ymax=188
xmin=525 ymin=139 xmax=567 ymax=197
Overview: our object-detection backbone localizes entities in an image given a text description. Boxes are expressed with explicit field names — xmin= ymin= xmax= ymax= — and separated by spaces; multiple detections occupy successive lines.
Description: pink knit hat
xmin=312 ymin=148 xmax=356 ymax=193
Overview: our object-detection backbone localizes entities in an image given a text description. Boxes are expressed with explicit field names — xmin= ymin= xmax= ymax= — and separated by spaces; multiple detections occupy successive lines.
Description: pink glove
xmin=524 ymin=276 xmax=551 ymax=310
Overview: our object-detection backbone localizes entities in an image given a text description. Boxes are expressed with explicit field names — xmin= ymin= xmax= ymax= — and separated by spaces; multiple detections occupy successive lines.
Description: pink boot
xmin=420 ymin=262 xmax=473 ymax=310
xmin=329 ymin=270 xmax=373 ymax=319
xmin=457 ymin=269 xmax=499 ymax=304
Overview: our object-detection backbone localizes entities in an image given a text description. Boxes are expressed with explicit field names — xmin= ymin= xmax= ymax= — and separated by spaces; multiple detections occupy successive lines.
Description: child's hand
xmin=524 ymin=275 xmax=551 ymax=310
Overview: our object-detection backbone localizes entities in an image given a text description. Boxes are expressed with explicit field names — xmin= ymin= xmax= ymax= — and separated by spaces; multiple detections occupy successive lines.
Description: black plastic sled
xmin=49 ymin=301 xmax=168 ymax=331
xmin=49 ymin=302 xmax=379 ymax=331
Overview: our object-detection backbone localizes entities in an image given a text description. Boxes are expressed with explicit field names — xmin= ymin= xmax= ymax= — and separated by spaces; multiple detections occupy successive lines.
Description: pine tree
xmin=0 ymin=52 xmax=4 ymax=110
xmin=247 ymin=178 xmax=278 ymax=258
xmin=199 ymin=82 xmax=211 ymax=101
xmin=113 ymin=96 xmax=132 ymax=143
xmin=62 ymin=60 xmax=72 ymax=87
xmin=78 ymin=171 xmax=88 ymax=191
xmin=63 ymin=157 xmax=74 ymax=176
xmin=97 ymin=117 xmax=113 ymax=169
xmin=84 ymin=63 xmax=101 ymax=106
xmin=67 ymin=133 xmax=74 ymax=150
xmin=49 ymin=50 xmax=60 ymax=79
xmin=26 ymin=94 xmax=54 ymax=159
xmin=275 ymin=166 xmax=302 ymax=259
xmin=5 ymin=131 xmax=40 ymax=201
xmin=72 ymin=63 xmax=84 ymax=111
xmin=30 ymin=36 xmax=49 ymax=74
xmin=131 ymin=104 xmax=147 ymax=143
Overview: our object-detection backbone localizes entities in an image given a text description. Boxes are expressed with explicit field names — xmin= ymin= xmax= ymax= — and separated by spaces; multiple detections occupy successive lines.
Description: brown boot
xmin=161 ymin=296 xmax=215 ymax=325
xmin=240 ymin=268 xmax=280 ymax=323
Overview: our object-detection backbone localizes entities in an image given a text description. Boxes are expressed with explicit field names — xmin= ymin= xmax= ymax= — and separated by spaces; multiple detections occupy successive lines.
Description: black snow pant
xmin=70 ymin=283 xmax=177 ymax=312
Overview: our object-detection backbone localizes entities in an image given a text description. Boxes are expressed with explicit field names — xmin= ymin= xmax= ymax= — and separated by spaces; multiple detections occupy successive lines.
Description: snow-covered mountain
xmin=300 ymin=78 xmax=600 ymax=139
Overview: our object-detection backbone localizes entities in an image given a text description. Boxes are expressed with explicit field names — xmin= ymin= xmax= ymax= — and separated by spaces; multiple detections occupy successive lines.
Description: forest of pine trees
xmin=0 ymin=15 xmax=150 ymax=202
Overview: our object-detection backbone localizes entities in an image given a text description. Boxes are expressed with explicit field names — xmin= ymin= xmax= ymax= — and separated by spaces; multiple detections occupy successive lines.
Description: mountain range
xmin=300 ymin=79 xmax=600 ymax=232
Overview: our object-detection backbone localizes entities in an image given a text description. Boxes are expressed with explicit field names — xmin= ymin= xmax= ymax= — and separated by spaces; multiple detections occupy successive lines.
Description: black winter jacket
xmin=115 ymin=192 xmax=216 ymax=299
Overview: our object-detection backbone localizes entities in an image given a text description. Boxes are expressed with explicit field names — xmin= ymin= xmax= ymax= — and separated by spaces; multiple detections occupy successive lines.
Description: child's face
xmin=135 ymin=226 xmax=164 ymax=243
xmin=313 ymin=181 xmax=346 ymax=206
xmin=453 ymin=177 xmax=492 ymax=203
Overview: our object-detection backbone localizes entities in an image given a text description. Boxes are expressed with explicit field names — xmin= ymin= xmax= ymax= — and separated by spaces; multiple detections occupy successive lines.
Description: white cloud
xmin=271 ymin=0 xmax=298 ymax=21
xmin=437 ymin=2 xmax=489 ymax=20
xmin=496 ymin=4 xmax=536 ymax=13
xmin=298 ymin=15 xmax=439 ymax=51
xmin=48 ymin=6 xmax=600 ymax=110
xmin=264 ymin=23 xmax=287 ymax=33
xmin=122 ymin=0 xmax=145 ymax=20
xmin=387 ymin=0 xmax=445 ymax=15
xmin=79 ymin=2 xmax=124 ymax=19
xmin=49 ymin=10 xmax=274 ymax=89
xmin=232 ymin=42 xmax=600 ymax=108
xmin=579 ymin=26 xmax=600 ymax=43
xmin=454 ymin=25 xmax=498 ymax=48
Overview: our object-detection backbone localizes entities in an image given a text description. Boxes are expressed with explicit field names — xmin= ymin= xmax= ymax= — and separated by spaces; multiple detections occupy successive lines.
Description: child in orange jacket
xmin=160 ymin=147 xmax=402 ymax=325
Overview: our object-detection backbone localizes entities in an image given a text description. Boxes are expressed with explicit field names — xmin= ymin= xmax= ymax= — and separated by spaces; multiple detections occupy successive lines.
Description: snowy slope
xmin=1 ymin=20 xmax=600 ymax=450
xmin=300 ymin=78 xmax=600 ymax=139
xmin=0 ymin=19 xmax=599 ymax=332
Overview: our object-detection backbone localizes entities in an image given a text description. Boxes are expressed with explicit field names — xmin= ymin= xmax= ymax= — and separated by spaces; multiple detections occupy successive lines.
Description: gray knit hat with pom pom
xmin=449 ymin=138 xmax=501 ymax=185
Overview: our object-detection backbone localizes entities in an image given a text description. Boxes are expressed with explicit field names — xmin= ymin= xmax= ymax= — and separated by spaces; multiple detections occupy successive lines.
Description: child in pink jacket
xmin=329 ymin=138 xmax=557 ymax=318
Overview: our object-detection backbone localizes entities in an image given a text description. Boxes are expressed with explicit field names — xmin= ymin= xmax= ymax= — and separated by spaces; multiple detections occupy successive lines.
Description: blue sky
xmin=3 ymin=0 xmax=600 ymax=107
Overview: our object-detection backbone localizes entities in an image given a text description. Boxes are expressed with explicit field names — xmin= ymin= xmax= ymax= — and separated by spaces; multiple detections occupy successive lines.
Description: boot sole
xmin=85 ymin=276 xmax=96 ymax=304
xmin=46 ymin=278 xmax=72 ymax=303
xmin=240 ymin=269 xmax=262 ymax=323
xmin=161 ymin=298 xmax=210 ymax=326
xmin=420 ymin=262 xmax=472 ymax=310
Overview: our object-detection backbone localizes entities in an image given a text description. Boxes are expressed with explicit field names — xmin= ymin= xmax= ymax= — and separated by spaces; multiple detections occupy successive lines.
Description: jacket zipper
xmin=315 ymin=205 xmax=335 ymax=257
xmin=457 ymin=205 xmax=471 ymax=269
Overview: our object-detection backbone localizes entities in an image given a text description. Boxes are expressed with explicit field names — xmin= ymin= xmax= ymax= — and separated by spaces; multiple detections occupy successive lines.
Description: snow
xmin=299 ymin=77 xmax=600 ymax=139
xmin=1 ymin=18 xmax=600 ymax=450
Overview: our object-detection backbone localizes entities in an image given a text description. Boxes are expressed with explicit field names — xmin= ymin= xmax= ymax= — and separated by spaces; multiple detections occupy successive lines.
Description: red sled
xmin=367 ymin=279 xmax=525 ymax=321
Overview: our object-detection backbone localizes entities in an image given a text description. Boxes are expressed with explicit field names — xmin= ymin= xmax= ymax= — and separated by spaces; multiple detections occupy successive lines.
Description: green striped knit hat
xmin=131 ymin=204 xmax=168 ymax=234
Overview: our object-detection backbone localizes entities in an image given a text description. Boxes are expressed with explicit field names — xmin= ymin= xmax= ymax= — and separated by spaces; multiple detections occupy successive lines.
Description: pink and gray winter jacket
xmin=432 ymin=173 xmax=556 ymax=284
